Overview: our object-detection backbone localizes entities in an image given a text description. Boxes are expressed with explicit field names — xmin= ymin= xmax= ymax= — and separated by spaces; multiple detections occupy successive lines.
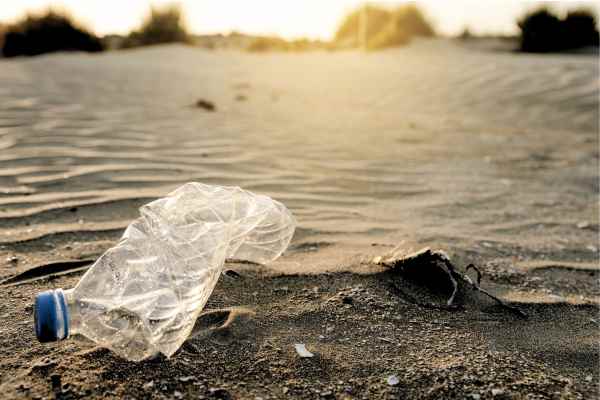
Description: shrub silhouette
xmin=518 ymin=8 xmax=599 ymax=52
xmin=122 ymin=4 xmax=189 ymax=48
xmin=564 ymin=10 xmax=600 ymax=48
xmin=1 ymin=10 xmax=103 ymax=57
xmin=334 ymin=4 xmax=434 ymax=50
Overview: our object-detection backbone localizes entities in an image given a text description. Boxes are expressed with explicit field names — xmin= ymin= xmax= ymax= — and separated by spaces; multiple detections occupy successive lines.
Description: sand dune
xmin=0 ymin=40 xmax=597 ymax=273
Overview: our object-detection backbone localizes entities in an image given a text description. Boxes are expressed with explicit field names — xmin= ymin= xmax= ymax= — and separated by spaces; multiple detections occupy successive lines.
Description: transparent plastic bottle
xmin=33 ymin=183 xmax=296 ymax=361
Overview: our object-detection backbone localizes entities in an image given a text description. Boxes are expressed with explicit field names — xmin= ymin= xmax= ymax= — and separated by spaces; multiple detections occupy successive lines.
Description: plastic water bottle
xmin=33 ymin=183 xmax=296 ymax=361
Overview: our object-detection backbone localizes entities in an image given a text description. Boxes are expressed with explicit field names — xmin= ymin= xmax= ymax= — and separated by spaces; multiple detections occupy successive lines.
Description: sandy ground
xmin=0 ymin=39 xmax=598 ymax=398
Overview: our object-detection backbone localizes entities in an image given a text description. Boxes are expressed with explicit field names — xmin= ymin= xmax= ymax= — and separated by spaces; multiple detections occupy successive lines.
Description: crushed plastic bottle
xmin=33 ymin=183 xmax=296 ymax=361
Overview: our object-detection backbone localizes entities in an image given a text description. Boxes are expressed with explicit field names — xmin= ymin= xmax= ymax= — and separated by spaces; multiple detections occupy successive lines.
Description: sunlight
xmin=2 ymin=0 xmax=597 ymax=39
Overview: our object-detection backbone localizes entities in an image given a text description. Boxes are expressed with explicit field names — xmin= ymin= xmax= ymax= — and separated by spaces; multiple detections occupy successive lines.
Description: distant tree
xmin=563 ymin=10 xmax=600 ymax=48
xmin=393 ymin=5 xmax=435 ymax=38
xmin=518 ymin=8 xmax=599 ymax=52
xmin=1 ymin=10 xmax=103 ymax=57
xmin=122 ymin=4 xmax=189 ymax=48
xmin=459 ymin=27 xmax=473 ymax=40
xmin=335 ymin=5 xmax=395 ymax=48
xmin=334 ymin=4 xmax=434 ymax=50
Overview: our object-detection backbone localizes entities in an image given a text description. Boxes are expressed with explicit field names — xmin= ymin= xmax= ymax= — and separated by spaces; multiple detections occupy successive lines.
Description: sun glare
xmin=0 ymin=0 xmax=598 ymax=38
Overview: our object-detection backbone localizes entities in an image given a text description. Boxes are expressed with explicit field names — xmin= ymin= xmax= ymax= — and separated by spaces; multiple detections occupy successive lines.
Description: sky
xmin=0 ymin=1 xmax=598 ymax=39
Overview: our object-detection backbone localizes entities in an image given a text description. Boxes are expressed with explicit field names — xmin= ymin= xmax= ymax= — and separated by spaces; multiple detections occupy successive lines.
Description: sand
xmin=0 ymin=39 xmax=598 ymax=399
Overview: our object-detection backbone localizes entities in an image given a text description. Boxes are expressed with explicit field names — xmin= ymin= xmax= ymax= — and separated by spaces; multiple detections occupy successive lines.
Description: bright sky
xmin=0 ymin=1 xmax=598 ymax=39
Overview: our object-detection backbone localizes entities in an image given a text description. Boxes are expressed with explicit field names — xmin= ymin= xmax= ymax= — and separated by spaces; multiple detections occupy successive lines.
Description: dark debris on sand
xmin=195 ymin=99 xmax=216 ymax=111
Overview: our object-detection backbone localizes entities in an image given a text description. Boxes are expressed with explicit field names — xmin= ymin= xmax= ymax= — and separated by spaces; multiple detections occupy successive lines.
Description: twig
xmin=466 ymin=264 xmax=482 ymax=286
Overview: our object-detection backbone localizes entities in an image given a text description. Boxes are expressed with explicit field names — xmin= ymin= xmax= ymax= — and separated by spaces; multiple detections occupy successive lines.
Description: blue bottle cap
xmin=34 ymin=289 xmax=69 ymax=342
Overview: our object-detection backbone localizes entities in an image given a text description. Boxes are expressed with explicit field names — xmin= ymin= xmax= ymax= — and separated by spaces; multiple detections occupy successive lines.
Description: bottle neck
xmin=62 ymin=288 xmax=82 ymax=336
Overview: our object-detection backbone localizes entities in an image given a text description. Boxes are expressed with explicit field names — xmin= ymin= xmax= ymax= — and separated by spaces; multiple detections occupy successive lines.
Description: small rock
xmin=179 ymin=376 xmax=194 ymax=383
xmin=143 ymin=381 xmax=154 ymax=389
xmin=195 ymin=99 xmax=216 ymax=111
xmin=469 ymin=394 xmax=481 ymax=400
xmin=208 ymin=388 xmax=232 ymax=399
xmin=585 ymin=375 xmax=593 ymax=382
xmin=223 ymin=270 xmax=241 ymax=279
xmin=386 ymin=375 xmax=399 ymax=386
xmin=7 ymin=256 xmax=18 ymax=264
xmin=491 ymin=388 xmax=504 ymax=397
xmin=294 ymin=343 xmax=314 ymax=358
xmin=173 ymin=391 xmax=183 ymax=399
xmin=50 ymin=375 xmax=61 ymax=392
xmin=577 ymin=221 xmax=590 ymax=229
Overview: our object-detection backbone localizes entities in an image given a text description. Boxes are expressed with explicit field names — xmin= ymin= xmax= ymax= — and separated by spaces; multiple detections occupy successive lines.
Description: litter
xmin=294 ymin=343 xmax=314 ymax=358
xmin=33 ymin=183 xmax=296 ymax=361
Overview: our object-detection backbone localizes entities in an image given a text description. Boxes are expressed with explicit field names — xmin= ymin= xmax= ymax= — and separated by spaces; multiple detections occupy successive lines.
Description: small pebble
xmin=294 ymin=343 xmax=314 ymax=358
xmin=195 ymin=99 xmax=216 ymax=111
xmin=50 ymin=375 xmax=61 ymax=392
xmin=209 ymin=388 xmax=232 ymax=399
xmin=143 ymin=381 xmax=154 ymax=389
xmin=386 ymin=375 xmax=399 ymax=386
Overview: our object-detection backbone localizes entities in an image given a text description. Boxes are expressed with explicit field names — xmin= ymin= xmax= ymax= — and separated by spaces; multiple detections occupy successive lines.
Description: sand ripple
xmin=0 ymin=40 xmax=597 ymax=278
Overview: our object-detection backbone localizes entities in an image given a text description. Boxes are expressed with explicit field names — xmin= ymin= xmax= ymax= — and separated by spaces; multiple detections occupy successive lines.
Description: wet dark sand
xmin=0 ymin=39 xmax=598 ymax=398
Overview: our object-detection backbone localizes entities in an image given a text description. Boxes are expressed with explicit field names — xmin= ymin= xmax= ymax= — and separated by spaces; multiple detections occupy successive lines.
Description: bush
xmin=122 ymin=4 xmax=189 ymax=48
xmin=247 ymin=36 xmax=289 ymax=52
xmin=394 ymin=5 xmax=435 ymax=37
xmin=246 ymin=36 xmax=328 ymax=52
xmin=1 ymin=10 xmax=103 ymax=57
xmin=518 ymin=8 xmax=599 ymax=52
xmin=334 ymin=4 xmax=434 ymax=50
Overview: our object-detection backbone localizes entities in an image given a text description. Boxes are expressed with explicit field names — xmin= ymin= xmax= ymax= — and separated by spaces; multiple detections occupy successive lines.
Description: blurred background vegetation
xmin=0 ymin=2 xmax=597 ymax=57
xmin=120 ymin=4 xmax=190 ymax=49
xmin=334 ymin=4 xmax=434 ymax=50
xmin=1 ymin=10 xmax=103 ymax=57
xmin=518 ymin=8 xmax=599 ymax=52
